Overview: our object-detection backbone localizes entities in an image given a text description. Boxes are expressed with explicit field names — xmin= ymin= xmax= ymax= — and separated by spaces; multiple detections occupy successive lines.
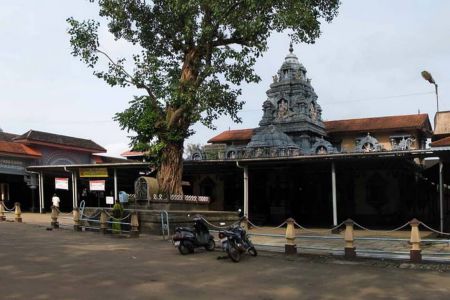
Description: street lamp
xmin=421 ymin=70 xmax=439 ymax=112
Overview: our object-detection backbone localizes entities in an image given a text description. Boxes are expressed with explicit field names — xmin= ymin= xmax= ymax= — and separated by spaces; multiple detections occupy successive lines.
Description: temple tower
xmin=248 ymin=44 xmax=334 ymax=154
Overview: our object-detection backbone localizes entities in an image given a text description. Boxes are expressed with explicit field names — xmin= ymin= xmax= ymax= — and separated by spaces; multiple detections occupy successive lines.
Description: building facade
xmin=182 ymin=47 xmax=449 ymax=230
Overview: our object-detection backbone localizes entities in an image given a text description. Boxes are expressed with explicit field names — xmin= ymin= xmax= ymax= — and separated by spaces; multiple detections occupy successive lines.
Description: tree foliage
xmin=67 ymin=0 xmax=340 ymax=193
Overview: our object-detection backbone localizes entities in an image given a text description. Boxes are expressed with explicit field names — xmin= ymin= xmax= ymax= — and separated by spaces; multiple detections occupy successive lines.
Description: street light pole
xmin=421 ymin=70 xmax=439 ymax=112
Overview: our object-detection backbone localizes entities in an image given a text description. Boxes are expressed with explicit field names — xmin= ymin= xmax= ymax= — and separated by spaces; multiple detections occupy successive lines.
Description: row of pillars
xmin=0 ymin=201 xmax=22 ymax=222
xmin=50 ymin=206 xmax=140 ymax=238
xmin=241 ymin=161 xmax=446 ymax=231
xmin=241 ymin=217 xmax=425 ymax=263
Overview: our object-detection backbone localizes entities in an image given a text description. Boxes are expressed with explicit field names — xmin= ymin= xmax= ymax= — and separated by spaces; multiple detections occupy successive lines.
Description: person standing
xmin=52 ymin=193 xmax=60 ymax=208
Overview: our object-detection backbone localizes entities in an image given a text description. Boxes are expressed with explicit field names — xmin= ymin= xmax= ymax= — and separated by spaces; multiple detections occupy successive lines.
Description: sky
xmin=1 ymin=0 xmax=449 ymax=157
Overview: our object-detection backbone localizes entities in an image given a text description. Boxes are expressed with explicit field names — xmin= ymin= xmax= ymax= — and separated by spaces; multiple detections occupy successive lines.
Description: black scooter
xmin=172 ymin=216 xmax=215 ymax=255
xmin=219 ymin=225 xmax=257 ymax=262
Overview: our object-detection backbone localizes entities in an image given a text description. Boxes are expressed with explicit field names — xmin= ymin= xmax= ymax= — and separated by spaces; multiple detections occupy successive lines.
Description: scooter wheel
xmin=205 ymin=239 xmax=215 ymax=251
xmin=248 ymin=247 xmax=257 ymax=257
xmin=178 ymin=241 xmax=192 ymax=255
xmin=227 ymin=245 xmax=241 ymax=262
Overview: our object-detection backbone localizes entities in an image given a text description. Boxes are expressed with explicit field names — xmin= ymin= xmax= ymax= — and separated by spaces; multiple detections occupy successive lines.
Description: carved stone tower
xmin=248 ymin=44 xmax=334 ymax=154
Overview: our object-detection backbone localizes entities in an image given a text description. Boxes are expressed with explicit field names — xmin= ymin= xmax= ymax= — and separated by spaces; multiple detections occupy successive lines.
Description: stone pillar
xmin=344 ymin=219 xmax=356 ymax=258
xmin=14 ymin=202 xmax=22 ymax=223
xmin=100 ymin=210 xmax=108 ymax=234
xmin=243 ymin=166 xmax=249 ymax=218
xmin=240 ymin=216 xmax=249 ymax=231
xmin=130 ymin=212 xmax=139 ymax=238
xmin=285 ymin=218 xmax=297 ymax=255
xmin=0 ymin=201 xmax=5 ymax=221
xmin=73 ymin=208 xmax=81 ymax=231
xmin=50 ymin=206 xmax=59 ymax=228
xmin=409 ymin=219 xmax=422 ymax=263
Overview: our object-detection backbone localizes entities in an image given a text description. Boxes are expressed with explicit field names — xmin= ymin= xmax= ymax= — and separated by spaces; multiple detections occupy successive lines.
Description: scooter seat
xmin=176 ymin=227 xmax=195 ymax=233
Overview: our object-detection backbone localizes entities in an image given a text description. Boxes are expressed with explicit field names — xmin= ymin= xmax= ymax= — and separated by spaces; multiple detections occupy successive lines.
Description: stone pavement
xmin=8 ymin=213 xmax=450 ymax=262
xmin=1 ymin=221 xmax=450 ymax=300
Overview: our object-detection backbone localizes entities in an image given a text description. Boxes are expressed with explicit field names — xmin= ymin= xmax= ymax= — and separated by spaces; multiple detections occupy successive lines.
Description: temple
xmin=180 ymin=45 xmax=449 ymax=230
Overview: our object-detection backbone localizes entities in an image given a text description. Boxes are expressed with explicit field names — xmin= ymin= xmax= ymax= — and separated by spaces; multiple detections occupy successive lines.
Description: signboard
xmin=79 ymin=168 xmax=108 ymax=178
xmin=106 ymin=196 xmax=114 ymax=205
xmin=0 ymin=158 xmax=26 ymax=175
xmin=89 ymin=180 xmax=106 ymax=191
xmin=55 ymin=178 xmax=69 ymax=190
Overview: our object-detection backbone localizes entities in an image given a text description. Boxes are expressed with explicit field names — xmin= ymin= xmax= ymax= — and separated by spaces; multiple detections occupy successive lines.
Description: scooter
xmin=219 ymin=225 xmax=257 ymax=262
xmin=172 ymin=216 xmax=215 ymax=255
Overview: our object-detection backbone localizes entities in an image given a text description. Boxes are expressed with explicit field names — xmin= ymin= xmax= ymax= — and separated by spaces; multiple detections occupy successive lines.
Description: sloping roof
xmin=206 ymin=114 xmax=433 ymax=144
xmin=208 ymin=129 xmax=255 ymax=143
xmin=431 ymin=136 xmax=450 ymax=147
xmin=121 ymin=150 xmax=145 ymax=157
xmin=325 ymin=114 xmax=432 ymax=135
xmin=13 ymin=130 xmax=106 ymax=153
xmin=92 ymin=154 xmax=130 ymax=163
xmin=0 ymin=131 xmax=19 ymax=142
xmin=433 ymin=111 xmax=450 ymax=137
xmin=0 ymin=141 xmax=42 ymax=157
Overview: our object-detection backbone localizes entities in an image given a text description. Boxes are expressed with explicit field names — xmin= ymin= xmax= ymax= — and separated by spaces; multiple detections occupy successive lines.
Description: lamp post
xmin=421 ymin=70 xmax=439 ymax=112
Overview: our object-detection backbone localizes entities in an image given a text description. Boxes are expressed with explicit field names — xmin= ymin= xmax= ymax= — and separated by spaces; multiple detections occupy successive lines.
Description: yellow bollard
xmin=14 ymin=202 xmax=22 ymax=223
xmin=409 ymin=219 xmax=422 ymax=263
xmin=0 ymin=201 xmax=5 ymax=221
xmin=50 ymin=206 xmax=59 ymax=229
xmin=73 ymin=208 xmax=82 ymax=231
xmin=130 ymin=212 xmax=139 ymax=238
xmin=285 ymin=218 xmax=297 ymax=255
xmin=344 ymin=219 xmax=356 ymax=258
xmin=240 ymin=216 xmax=249 ymax=231
xmin=100 ymin=210 xmax=108 ymax=234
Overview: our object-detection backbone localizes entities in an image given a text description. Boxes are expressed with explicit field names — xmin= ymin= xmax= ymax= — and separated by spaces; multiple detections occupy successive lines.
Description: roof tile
xmin=208 ymin=129 xmax=255 ymax=143
xmin=431 ymin=136 xmax=450 ymax=147
xmin=13 ymin=130 xmax=106 ymax=153
xmin=0 ymin=141 xmax=42 ymax=157
xmin=324 ymin=114 xmax=431 ymax=135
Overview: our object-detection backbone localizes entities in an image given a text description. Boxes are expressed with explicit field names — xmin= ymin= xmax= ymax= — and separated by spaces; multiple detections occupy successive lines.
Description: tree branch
xmin=96 ymin=49 xmax=158 ymax=102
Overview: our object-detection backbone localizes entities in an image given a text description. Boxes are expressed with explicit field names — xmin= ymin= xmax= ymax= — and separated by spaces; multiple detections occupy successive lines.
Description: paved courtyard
xmin=1 ymin=221 xmax=450 ymax=299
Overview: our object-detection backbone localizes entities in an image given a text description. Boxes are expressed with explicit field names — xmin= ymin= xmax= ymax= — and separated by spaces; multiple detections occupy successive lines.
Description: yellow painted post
xmin=285 ymin=218 xmax=297 ymax=255
xmin=344 ymin=219 xmax=356 ymax=258
xmin=100 ymin=210 xmax=108 ymax=234
xmin=73 ymin=208 xmax=81 ymax=231
xmin=409 ymin=219 xmax=422 ymax=263
xmin=240 ymin=216 xmax=249 ymax=231
xmin=50 ymin=206 xmax=59 ymax=228
xmin=14 ymin=202 xmax=22 ymax=223
xmin=130 ymin=212 xmax=139 ymax=238
xmin=0 ymin=201 xmax=5 ymax=221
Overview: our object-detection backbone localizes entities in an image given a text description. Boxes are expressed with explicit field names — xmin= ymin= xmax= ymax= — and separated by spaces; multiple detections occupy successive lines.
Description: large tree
xmin=68 ymin=0 xmax=340 ymax=194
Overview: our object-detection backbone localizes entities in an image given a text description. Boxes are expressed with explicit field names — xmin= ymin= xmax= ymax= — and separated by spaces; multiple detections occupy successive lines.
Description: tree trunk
xmin=157 ymin=141 xmax=184 ymax=195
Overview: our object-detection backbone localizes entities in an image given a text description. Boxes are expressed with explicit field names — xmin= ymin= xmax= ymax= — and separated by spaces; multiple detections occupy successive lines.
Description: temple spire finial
xmin=289 ymin=41 xmax=293 ymax=53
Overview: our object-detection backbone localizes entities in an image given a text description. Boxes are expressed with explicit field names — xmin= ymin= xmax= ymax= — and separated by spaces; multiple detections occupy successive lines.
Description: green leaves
xmin=68 ymin=0 xmax=340 ymax=158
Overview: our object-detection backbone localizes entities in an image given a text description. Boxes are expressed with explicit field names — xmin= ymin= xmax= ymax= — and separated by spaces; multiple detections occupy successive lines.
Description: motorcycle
xmin=219 ymin=224 xmax=257 ymax=262
xmin=172 ymin=216 xmax=215 ymax=255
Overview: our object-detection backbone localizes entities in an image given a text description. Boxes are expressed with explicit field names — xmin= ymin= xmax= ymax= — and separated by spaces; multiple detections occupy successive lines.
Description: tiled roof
xmin=13 ymin=130 xmax=106 ymax=153
xmin=121 ymin=150 xmax=145 ymax=157
xmin=0 ymin=131 xmax=19 ymax=142
xmin=206 ymin=114 xmax=432 ymax=143
xmin=208 ymin=129 xmax=255 ymax=143
xmin=92 ymin=154 xmax=129 ymax=163
xmin=433 ymin=111 xmax=450 ymax=137
xmin=0 ymin=141 xmax=42 ymax=157
xmin=325 ymin=114 xmax=431 ymax=135
xmin=431 ymin=136 xmax=450 ymax=147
